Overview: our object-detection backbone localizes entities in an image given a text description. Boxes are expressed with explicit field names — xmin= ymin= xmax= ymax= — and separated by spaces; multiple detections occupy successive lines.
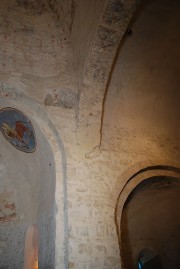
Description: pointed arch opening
xmin=115 ymin=166 xmax=180 ymax=269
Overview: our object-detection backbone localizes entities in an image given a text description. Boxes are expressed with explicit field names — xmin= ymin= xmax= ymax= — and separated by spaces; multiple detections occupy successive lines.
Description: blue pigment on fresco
xmin=0 ymin=108 xmax=36 ymax=153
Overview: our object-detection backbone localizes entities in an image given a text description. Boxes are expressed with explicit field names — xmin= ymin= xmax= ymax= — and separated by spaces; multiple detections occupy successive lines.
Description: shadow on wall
xmin=120 ymin=176 xmax=180 ymax=269
xmin=138 ymin=248 xmax=162 ymax=269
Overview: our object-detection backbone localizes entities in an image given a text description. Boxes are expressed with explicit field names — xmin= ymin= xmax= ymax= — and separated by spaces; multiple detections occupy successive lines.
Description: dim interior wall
xmin=47 ymin=1 xmax=180 ymax=264
xmin=102 ymin=0 xmax=180 ymax=159
xmin=115 ymin=167 xmax=180 ymax=269
xmin=48 ymin=97 xmax=180 ymax=269
xmin=0 ymin=1 xmax=179 ymax=269
xmin=65 ymin=0 xmax=179 ymax=266
xmin=121 ymin=176 xmax=180 ymax=269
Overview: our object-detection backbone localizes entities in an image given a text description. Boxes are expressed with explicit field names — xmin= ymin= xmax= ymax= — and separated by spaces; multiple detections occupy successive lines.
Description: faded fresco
xmin=0 ymin=107 xmax=36 ymax=153
xmin=0 ymin=191 xmax=17 ymax=222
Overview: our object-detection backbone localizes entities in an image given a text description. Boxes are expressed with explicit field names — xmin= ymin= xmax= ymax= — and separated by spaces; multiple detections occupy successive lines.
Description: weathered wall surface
xmin=64 ymin=0 xmax=180 ymax=268
xmin=0 ymin=0 xmax=75 ymax=265
xmin=121 ymin=177 xmax=180 ymax=269
xmin=0 ymin=0 xmax=179 ymax=269
xmin=0 ymin=0 xmax=78 ymax=103
xmin=97 ymin=2 xmax=180 ymax=266
xmin=76 ymin=0 xmax=139 ymax=153
xmin=102 ymin=0 xmax=180 ymax=157
xmin=70 ymin=0 xmax=108 ymax=79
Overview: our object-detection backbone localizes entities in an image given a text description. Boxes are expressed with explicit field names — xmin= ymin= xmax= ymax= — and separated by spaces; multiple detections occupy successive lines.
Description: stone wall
xmin=70 ymin=0 xmax=108 ymax=80
xmin=0 ymin=0 xmax=179 ymax=269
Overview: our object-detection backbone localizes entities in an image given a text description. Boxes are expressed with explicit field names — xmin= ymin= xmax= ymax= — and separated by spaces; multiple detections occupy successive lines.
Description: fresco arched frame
xmin=0 ymin=82 xmax=68 ymax=269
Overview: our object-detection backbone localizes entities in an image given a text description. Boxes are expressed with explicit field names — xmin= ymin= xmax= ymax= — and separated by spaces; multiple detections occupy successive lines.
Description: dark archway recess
xmin=120 ymin=176 xmax=180 ymax=269
xmin=138 ymin=248 xmax=162 ymax=269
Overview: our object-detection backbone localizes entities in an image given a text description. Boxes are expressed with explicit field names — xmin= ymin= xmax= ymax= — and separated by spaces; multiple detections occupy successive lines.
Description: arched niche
xmin=0 ymin=84 xmax=67 ymax=269
xmin=115 ymin=166 xmax=180 ymax=269
xmin=0 ymin=104 xmax=55 ymax=268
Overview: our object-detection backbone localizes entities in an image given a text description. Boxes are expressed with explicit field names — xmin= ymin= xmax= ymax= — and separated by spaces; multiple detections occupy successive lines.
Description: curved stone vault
xmin=0 ymin=0 xmax=179 ymax=268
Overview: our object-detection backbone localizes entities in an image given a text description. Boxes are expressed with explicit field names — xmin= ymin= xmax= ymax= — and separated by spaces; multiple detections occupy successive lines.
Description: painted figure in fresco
xmin=0 ymin=107 xmax=36 ymax=153
xmin=2 ymin=121 xmax=32 ymax=148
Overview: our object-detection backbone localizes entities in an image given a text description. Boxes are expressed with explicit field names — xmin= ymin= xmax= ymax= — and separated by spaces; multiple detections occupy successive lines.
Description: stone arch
xmin=114 ymin=163 xmax=180 ymax=268
xmin=0 ymin=82 xmax=68 ymax=269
